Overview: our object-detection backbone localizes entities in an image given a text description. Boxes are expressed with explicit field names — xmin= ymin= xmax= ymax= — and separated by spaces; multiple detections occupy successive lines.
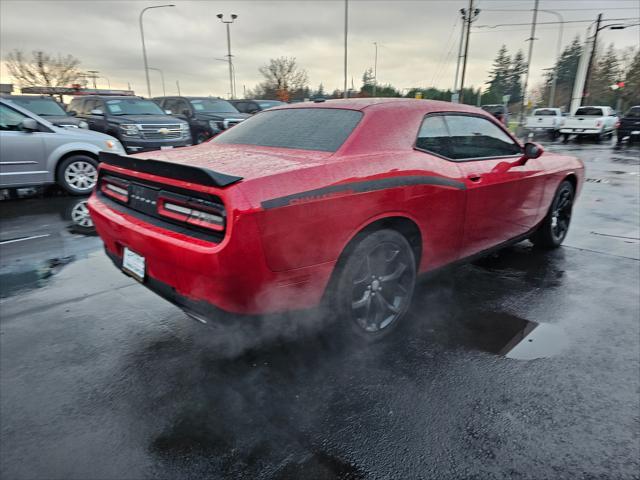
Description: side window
xmin=68 ymin=99 xmax=82 ymax=114
xmin=0 ymin=104 xmax=29 ymax=131
xmin=416 ymin=115 xmax=450 ymax=157
xmin=163 ymin=98 xmax=178 ymax=113
xmin=444 ymin=115 xmax=521 ymax=160
xmin=175 ymin=100 xmax=189 ymax=115
xmin=83 ymin=99 xmax=98 ymax=114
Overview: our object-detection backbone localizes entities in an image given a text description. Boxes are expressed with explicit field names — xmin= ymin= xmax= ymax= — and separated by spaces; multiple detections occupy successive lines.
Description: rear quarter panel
xmin=246 ymin=150 xmax=466 ymax=274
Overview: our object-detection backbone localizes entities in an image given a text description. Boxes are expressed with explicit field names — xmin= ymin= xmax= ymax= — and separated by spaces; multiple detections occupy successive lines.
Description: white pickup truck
xmin=525 ymin=108 xmax=565 ymax=138
xmin=560 ymin=106 xmax=618 ymax=142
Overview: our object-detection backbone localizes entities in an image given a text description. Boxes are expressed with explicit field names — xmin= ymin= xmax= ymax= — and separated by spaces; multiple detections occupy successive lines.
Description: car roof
xmin=0 ymin=98 xmax=57 ymax=128
xmin=2 ymin=94 xmax=56 ymax=100
xmin=73 ymin=95 xmax=145 ymax=100
xmin=271 ymin=97 xmax=482 ymax=114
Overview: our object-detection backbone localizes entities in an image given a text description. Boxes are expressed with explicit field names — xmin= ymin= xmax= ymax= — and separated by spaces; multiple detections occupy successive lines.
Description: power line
xmin=483 ymin=7 xmax=640 ymax=12
xmin=475 ymin=17 xmax=638 ymax=28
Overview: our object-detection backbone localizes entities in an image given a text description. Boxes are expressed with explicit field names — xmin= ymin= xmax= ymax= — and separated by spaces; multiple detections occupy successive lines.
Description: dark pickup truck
xmin=616 ymin=106 xmax=640 ymax=146
xmin=69 ymin=95 xmax=192 ymax=154
xmin=154 ymin=96 xmax=249 ymax=144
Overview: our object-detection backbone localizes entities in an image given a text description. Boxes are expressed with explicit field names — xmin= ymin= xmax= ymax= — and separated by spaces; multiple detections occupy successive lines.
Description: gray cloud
xmin=1 ymin=0 xmax=638 ymax=97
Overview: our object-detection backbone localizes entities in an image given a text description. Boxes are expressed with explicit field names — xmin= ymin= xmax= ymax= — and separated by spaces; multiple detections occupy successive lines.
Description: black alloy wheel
xmin=334 ymin=229 xmax=417 ymax=339
xmin=531 ymin=180 xmax=575 ymax=249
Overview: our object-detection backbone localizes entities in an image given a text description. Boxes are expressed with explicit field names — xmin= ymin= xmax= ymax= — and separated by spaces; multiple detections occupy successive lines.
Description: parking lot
xmin=0 ymin=140 xmax=639 ymax=479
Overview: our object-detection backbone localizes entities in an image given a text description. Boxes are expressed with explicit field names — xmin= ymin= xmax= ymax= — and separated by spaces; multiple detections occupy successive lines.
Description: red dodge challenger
xmin=88 ymin=98 xmax=584 ymax=338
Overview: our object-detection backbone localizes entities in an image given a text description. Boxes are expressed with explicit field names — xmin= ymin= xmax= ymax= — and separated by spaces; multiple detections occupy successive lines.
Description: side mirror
xmin=523 ymin=142 xmax=544 ymax=160
xmin=20 ymin=118 xmax=39 ymax=132
xmin=90 ymin=109 xmax=104 ymax=115
xmin=165 ymin=109 xmax=173 ymax=115
xmin=68 ymin=110 xmax=77 ymax=116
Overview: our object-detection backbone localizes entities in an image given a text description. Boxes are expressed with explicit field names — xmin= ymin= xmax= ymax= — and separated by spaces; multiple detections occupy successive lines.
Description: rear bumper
xmin=559 ymin=128 xmax=602 ymax=134
xmin=88 ymin=194 xmax=333 ymax=315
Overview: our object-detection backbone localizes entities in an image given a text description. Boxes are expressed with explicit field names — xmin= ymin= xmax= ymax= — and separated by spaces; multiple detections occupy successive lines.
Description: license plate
xmin=632 ymin=130 xmax=640 ymax=135
xmin=160 ymin=146 xmax=174 ymax=150
xmin=122 ymin=247 xmax=145 ymax=281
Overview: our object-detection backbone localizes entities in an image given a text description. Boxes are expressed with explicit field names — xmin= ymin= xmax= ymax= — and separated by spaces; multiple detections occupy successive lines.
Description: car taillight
xmin=615 ymin=120 xmax=620 ymax=128
xmin=101 ymin=175 xmax=129 ymax=203
xmin=157 ymin=191 xmax=225 ymax=231
xmin=596 ymin=120 xmax=602 ymax=127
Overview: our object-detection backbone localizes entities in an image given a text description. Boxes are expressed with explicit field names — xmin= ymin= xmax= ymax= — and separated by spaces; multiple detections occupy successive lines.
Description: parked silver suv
xmin=0 ymin=98 xmax=125 ymax=195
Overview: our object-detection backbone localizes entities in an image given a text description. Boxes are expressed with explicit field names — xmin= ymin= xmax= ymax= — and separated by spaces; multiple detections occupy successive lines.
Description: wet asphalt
xmin=0 ymin=139 xmax=639 ymax=480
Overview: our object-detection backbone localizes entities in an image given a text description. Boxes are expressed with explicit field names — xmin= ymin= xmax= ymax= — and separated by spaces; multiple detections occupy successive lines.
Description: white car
xmin=525 ymin=108 xmax=565 ymax=139
xmin=560 ymin=106 xmax=618 ymax=142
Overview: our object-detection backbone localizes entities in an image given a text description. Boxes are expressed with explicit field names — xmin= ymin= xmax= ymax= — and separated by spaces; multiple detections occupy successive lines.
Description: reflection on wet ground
xmin=0 ymin=194 xmax=98 ymax=298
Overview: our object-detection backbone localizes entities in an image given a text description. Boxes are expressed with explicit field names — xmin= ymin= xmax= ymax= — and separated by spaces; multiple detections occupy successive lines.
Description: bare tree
xmin=5 ymin=49 xmax=81 ymax=88
xmin=256 ymin=57 xmax=309 ymax=101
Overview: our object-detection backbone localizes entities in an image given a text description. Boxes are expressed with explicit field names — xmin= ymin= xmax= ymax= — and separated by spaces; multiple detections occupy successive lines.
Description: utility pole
xmin=343 ymin=0 xmax=349 ymax=98
xmin=372 ymin=42 xmax=378 ymax=97
xmin=217 ymin=14 xmax=238 ymax=99
xmin=87 ymin=70 xmax=99 ymax=89
xmin=458 ymin=0 xmax=478 ymax=103
xmin=452 ymin=10 xmax=466 ymax=102
xmin=518 ymin=0 xmax=540 ymax=125
xmin=583 ymin=13 xmax=602 ymax=104
xmin=148 ymin=67 xmax=165 ymax=96
xmin=176 ymin=80 xmax=181 ymax=95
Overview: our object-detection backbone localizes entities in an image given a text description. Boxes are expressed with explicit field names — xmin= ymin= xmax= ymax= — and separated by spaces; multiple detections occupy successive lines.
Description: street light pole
xmin=217 ymin=14 xmax=238 ymax=99
xmin=583 ymin=13 xmax=602 ymax=104
xmin=372 ymin=42 xmax=378 ymax=97
xmin=139 ymin=4 xmax=175 ymax=98
xmin=343 ymin=0 xmax=349 ymax=98
xmin=148 ymin=67 xmax=166 ymax=97
xmin=539 ymin=9 xmax=564 ymax=107
xmin=518 ymin=0 xmax=540 ymax=125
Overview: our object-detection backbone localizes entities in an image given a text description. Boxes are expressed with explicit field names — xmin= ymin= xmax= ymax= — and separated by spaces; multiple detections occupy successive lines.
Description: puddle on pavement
xmin=458 ymin=311 xmax=569 ymax=360
xmin=0 ymin=256 xmax=76 ymax=298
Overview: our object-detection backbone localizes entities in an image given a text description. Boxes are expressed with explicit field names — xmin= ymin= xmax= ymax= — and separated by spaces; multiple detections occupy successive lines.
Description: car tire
xmin=56 ymin=155 xmax=98 ymax=195
xmin=562 ymin=133 xmax=570 ymax=143
xmin=331 ymin=229 xmax=417 ymax=340
xmin=195 ymin=132 xmax=209 ymax=144
xmin=531 ymin=180 xmax=575 ymax=249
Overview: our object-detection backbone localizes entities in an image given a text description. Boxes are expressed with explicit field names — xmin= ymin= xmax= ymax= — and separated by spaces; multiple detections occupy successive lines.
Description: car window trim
xmin=0 ymin=102 xmax=53 ymax=133
xmin=413 ymin=111 xmax=523 ymax=163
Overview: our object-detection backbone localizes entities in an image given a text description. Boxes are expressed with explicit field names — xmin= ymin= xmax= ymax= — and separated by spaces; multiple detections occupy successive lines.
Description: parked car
xmin=89 ymin=98 xmax=583 ymax=340
xmin=68 ymin=95 xmax=192 ymax=154
xmin=2 ymin=95 xmax=88 ymax=129
xmin=524 ymin=108 xmax=565 ymax=139
xmin=560 ymin=105 xmax=617 ymax=142
xmin=229 ymin=99 xmax=286 ymax=114
xmin=481 ymin=104 xmax=509 ymax=125
xmin=615 ymin=105 xmax=640 ymax=146
xmin=154 ymin=96 xmax=249 ymax=144
xmin=0 ymin=98 xmax=124 ymax=194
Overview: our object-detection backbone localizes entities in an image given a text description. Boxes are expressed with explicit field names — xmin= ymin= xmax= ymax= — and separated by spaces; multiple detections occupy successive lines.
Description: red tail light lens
xmin=101 ymin=176 xmax=130 ymax=203
xmin=596 ymin=121 xmax=602 ymax=127
xmin=157 ymin=191 xmax=225 ymax=231
xmin=615 ymin=120 xmax=621 ymax=128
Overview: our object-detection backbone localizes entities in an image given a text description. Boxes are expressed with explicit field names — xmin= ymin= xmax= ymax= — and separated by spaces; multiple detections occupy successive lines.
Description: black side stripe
xmin=261 ymin=175 xmax=466 ymax=210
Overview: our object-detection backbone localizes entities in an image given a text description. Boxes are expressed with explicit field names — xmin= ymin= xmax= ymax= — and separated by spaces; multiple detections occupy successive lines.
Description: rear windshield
xmin=482 ymin=105 xmax=505 ymax=114
xmin=534 ymin=109 xmax=557 ymax=116
xmin=625 ymin=106 xmax=640 ymax=118
xmin=11 ymin=97 xmax=67 ymax=116
xmin=575 ymin=107 xmax=603 ymax=116
xmin=212 ymin=108 xmax=363 ymax=152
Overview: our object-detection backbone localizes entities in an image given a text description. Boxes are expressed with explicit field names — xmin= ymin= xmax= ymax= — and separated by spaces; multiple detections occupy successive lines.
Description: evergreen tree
xmin=485 ymin=45 xmax=511 ymax=102
xmin=542 ymin=36 xmax=582 ymax=109
xmin=589 ymin=43 xmax=621 ymax=106
xmin=507 ymin=50 xmax=526 ymax=104
xmin=622 ymin=50 xmax=640 ymax=110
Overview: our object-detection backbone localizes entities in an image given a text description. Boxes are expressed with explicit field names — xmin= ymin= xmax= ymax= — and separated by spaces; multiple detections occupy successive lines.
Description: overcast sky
xmin=1 ymin=0 xmax=638 ymax=98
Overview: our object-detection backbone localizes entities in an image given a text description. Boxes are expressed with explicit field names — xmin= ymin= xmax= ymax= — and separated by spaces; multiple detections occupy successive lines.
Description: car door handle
xmin=467 ymin=175 xmax=482 ymax=182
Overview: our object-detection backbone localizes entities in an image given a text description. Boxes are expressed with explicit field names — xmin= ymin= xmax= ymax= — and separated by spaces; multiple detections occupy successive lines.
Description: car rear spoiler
xmin=98 ymin=152 xmax=243 ymax=188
